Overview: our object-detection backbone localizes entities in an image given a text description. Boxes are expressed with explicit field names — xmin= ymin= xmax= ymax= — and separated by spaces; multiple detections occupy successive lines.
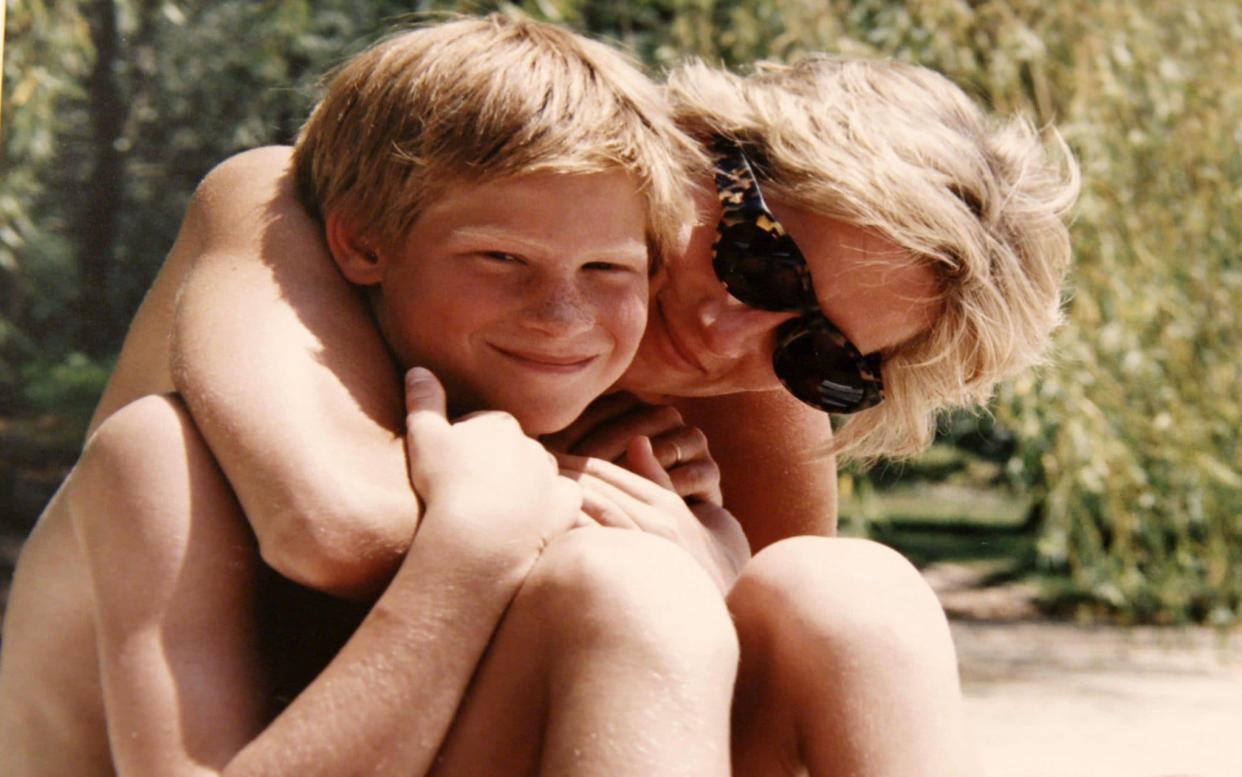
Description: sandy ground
xmin=952 ymin=615 xmax=1242 ymax=777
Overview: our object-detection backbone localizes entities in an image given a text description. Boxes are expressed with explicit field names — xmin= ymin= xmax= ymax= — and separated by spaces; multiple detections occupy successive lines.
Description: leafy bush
xmin=21 ymin=352 xmax=116 ymax=433
xmin=986 ymin=1 xmax=1242 ymax=624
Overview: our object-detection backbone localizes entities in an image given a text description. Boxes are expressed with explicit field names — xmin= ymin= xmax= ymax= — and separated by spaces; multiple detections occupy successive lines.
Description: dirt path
xmin=952 ymin=619 xmax=1242 ymax=777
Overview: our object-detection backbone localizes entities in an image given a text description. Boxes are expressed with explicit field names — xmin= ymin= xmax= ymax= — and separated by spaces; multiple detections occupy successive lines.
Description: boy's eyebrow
xmin=445 ymin=226 xmax=650 ymax=262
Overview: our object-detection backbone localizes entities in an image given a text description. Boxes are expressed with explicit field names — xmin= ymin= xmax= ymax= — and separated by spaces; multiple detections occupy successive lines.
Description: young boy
xmin=0 ymin=16 xmax=743 ymax=776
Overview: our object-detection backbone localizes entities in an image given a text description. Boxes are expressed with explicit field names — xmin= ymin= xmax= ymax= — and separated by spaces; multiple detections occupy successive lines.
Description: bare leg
xmin=70 ymin=394 xmax=267 ymax=774
xmin=0 ymin=489 xmax=112 ymax=777
xmin=430 ymin=527 xmax=739 ymax=777
xmin=729 ymin=536 xmax=980 ymax=777
xmin=66 ymin=395 xmax=739 ymax=776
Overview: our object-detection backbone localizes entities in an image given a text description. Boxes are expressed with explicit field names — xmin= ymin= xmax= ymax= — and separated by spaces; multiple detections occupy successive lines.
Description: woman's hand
xmin=404 ymin=368 xmax=584 ymax=557
xmin=542 ymin=393 xmax=723 ymax=505
xmin=557 ymin=443 xmax=749 ymax=595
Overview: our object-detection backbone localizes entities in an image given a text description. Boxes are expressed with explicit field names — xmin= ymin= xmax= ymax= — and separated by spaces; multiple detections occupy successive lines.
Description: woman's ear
xmin=325 ymin=211 xmax=385 ymax=285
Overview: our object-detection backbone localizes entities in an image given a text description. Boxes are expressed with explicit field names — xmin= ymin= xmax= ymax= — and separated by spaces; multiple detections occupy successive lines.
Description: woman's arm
xmin=171 ymin=146 xmax=415 ymax=598
xmin=673 ymin=389 xmax=839 ymax=550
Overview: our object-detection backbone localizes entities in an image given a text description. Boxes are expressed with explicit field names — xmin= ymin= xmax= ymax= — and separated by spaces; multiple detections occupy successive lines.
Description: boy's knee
xmin=731 ymin=536 xmax=948 ymax=656
xmin=520 ymin=527 xmax=738 ymax=670
xmin=70 ymin=394 xmax=202 ymax=531
xmin=78 ymin=395 xmax=196 ymax=478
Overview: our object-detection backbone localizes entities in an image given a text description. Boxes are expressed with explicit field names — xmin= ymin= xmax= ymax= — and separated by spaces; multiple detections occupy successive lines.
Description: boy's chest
xmin=256 ymin=566 xmax=372 ymax=715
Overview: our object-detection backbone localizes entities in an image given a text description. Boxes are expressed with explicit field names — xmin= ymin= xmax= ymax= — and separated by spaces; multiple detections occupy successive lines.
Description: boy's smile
xmin=364 ymin=171 xmax=650 ymax=435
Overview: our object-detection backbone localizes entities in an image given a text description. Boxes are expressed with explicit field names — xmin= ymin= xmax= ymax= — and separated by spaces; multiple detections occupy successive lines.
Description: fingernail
xmin=406 ymin=366 xmax=430 ymax=384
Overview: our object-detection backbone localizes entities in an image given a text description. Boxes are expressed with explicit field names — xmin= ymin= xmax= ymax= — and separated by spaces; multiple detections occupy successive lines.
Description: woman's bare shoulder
xmin=189 ymin=146 xmax=306 ymax=249
xmin=198 ymin=145 xmax=295 ymax=192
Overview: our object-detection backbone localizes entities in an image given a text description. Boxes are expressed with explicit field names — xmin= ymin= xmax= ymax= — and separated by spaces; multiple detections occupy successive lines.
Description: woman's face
xmin=615 ymin=186 xmax=941 ymax=403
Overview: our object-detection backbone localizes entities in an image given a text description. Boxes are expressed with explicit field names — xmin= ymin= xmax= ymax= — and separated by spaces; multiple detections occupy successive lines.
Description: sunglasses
xmin=711 ymin=138 xmax=884 ymax=414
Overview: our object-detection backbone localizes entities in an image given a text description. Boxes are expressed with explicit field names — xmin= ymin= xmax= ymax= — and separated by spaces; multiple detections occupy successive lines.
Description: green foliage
xmin=21 ymin=352 xmax=115 ymax=431
xmin=989 ymin=1 xmax=1242 ymax=625
xmin=1 ymin=0 xmax=93 ymax=406
xmin=3 ymin=0 xmax=1238 ymax=623
xmin=1 ymin=0 xmax=427 ymax=405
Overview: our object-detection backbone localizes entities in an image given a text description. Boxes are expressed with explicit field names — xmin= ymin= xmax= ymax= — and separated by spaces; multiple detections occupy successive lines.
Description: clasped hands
xmin=404 ymin=368 xmax=749 ymax=595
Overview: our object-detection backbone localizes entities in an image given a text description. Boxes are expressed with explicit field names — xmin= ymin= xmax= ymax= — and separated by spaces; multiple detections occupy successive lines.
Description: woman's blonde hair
xmin=667 ymin=56 xmax=1079 ymax=460
xmin=293 ymin=14 xmax=705 ymax=268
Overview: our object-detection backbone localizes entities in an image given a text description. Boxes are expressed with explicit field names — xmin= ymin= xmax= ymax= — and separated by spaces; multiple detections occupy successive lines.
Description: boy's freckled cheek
xmin=618 ymin=297 xmax=650 ymax=347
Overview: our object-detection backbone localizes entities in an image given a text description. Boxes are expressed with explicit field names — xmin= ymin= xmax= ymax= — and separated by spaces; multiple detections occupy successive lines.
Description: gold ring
xmin=670 ymin=441 xmax=683 ymax=466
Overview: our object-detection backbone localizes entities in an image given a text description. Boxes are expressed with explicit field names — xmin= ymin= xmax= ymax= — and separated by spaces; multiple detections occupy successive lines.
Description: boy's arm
xmin=225 ymin=499 xmax=554 ymax=776
xmin=674 ymin=389 xmax=839 ymax=549
xmin=225 ymin=369 xmax=583 ymax=777
xmin=171 ymin=146 xmax=416 ymax=598
xmin=75 ymin=378 xmax=577 ymax=777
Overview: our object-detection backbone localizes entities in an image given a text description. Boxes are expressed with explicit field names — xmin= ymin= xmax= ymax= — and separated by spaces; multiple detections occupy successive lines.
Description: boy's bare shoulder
xmin=194 ymin=145 xmax=294 ymax=208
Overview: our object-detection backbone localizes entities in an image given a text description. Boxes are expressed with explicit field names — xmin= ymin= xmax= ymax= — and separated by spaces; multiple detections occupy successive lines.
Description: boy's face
xmin=372 ymin=171 xmax=650 ymax=435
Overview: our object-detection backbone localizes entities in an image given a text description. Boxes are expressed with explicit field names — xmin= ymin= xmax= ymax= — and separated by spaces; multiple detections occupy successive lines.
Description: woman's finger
xmin=564 ymin=404 xmax=686 ymax=462
xmin=647 ymin=426 xmax=708 ymax=471
xmin=624 ymin=435 xmax=676 ymax=491
xmin=559 ymin=452 xmax=673 ymax=503
xmin=668 ymin=460 xmax=724 ymax=505
xmin=574 ymin=471 xmax=666 ymax=531
xmin=573 ymin=509 xmax=600 ymax=529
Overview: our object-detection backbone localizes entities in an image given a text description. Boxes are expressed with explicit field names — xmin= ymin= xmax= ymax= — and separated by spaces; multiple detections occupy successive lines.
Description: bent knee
xmin=519 ymin=527 xmax=738 ymax=668
xmin=731 ymin=536 xmax=947 ymax=653
xmin=78 ymin=394 xmax=198 ymax=479
xmin=69 ymin=394 xmax=209 ymax=534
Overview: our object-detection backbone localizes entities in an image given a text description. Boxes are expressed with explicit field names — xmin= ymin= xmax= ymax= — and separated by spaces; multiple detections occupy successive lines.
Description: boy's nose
xmin=523 ymin=283 xmax=595 ymax=337
xmin=696 ymin=293 xmax=798 ymax=359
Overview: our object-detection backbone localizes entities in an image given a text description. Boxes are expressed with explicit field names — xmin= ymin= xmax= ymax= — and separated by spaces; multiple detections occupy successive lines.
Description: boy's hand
xmin=542 ymin=394 xmax=723 ymax=505
xmin=557 ymin=447 xmax=749 ymax=595
xmin=405 ymin=368 xmax=583 ymax=556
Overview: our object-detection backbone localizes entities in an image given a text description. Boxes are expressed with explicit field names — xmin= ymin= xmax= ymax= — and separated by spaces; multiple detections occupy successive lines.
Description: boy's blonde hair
xmin=293 ymin=14 xmax=704 ymax=267
xmin=667 ymin=57 xmax=1079 ymax=460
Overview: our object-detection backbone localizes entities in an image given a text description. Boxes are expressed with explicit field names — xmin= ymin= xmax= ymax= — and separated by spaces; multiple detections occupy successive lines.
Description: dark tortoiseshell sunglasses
xmin=711 ymin=138 xmax=884 ymax=414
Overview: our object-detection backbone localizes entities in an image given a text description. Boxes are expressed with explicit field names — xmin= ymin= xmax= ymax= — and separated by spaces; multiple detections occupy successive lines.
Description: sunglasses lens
xmin=712 ymin=140 xmax=883 ymax=413
xmin=714 ymin=228 xmax=808 ymax=311
xmin=774 ymin=322 xmax=878 ymax=413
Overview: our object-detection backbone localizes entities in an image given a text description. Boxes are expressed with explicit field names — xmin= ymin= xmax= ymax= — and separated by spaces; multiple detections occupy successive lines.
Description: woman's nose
xmin=695 ymin=292 xmax=798 ymax=358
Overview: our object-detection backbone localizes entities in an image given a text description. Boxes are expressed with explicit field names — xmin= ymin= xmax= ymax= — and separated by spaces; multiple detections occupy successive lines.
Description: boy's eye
xmin=482 ymin=251 xmax=523 ymax=264
xmin=583 ymin=260 xmax=640 ymax=273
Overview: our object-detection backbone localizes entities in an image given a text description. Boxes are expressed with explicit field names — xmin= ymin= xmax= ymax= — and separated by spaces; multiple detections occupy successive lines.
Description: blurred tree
xmin=76 ymin=0 xmax=125 ymax=357
xmin=2 ymin=0 xmax=95 ymax=411
xmin=2 ymin=0 xmax=424 ymax=415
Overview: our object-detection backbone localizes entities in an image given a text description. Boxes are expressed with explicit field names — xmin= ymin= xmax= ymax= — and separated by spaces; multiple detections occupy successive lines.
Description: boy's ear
xmin=325 ymin=211 xmax=386 ymax=286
